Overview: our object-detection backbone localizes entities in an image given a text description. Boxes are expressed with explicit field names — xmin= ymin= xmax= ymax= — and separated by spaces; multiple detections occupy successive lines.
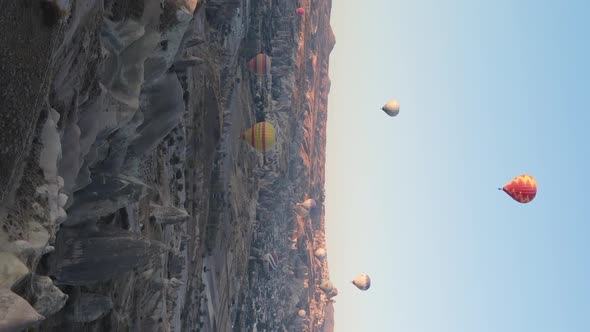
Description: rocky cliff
xmin=0 ymin=0 xmax=336 ymax=331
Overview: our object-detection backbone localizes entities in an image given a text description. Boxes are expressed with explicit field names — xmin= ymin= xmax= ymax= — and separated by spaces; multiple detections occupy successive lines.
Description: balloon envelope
xmin=242 ymin=122 xmax=276 ymax=152
xmin=320 ymin=280 xmax=333 ymax=292
xmin=501 ymin=174 xmax=537 ymax=203
xmin=382 ymin=100 xmax=400 ymax=117
xmin=299 ymin=198 xmax=316 ymax=209
xmin=314 ymin=248 xmax=327 ymax=259
xmin=352 ymin=273 xmax=371 ymax=291
xmin=296 ymin=7 xmax=305 ymax=16
xmin=246 ymin=53 xmax=271 ymax=76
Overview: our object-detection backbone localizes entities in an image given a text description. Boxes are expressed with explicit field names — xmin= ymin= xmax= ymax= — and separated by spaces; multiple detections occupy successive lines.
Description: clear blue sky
xmin=324 ymin=1 xmax=590 ymax=331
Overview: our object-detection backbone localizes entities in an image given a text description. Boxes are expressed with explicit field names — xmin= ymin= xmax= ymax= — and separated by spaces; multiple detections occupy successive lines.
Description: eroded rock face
xmin=31 ymin=275 xmax=69 ymax=317
xmin=150 ymin=204 xmax=190 ymax=226
xmin=0 ymin=252 xmax=30 ymax=289
xmin=38 ymin=0 xmax=196 ymax=229
xmin=0 ymin=1 xmax=55 ymax=208
xmin=50 ymin=235 xmax=168 ymax=285
xmin=1 ymin=0 xmax=205 ymax=329
xmin=0 ymin=288 xmax=45 ymax=331
xmin=64 ymin=293 xmax=113 ymax=323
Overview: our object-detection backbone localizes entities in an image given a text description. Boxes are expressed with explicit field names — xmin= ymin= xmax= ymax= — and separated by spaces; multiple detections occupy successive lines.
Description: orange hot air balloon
xmin=296 ymin=7 xmax=305 ymax=16
xmin=500 ymin=174 xmax=537 ymax=204
xmin=242 ymin=122 xmax=276 ymax=152
xmin=246 ymin=53 xmax=270 ymax=76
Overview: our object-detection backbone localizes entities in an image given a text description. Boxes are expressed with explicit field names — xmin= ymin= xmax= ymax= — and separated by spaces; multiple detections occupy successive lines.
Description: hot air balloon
xmin=246 ymin=53 xmax=271 ymax=76
xmin=500 ymin=174 xmax=537 ymax=204
xmin=314 ymin=248 xmax=327 ymax=259
xmin=297 ymin=198 xmax=316 ymax=210
xmin=298 ymin=309 xmax=306 ymax=318
xmin=242 ymin=122 xmax=276 ymax=152
xmin=382 ymin=100 xmax=400 ymax=117
xmin=352 ymin=273 xmax=371 ymax=291
xmin=296 ymin=7 xmax=305 ymax=16
xmin=319 ymin=280 xmax=333 ymax=293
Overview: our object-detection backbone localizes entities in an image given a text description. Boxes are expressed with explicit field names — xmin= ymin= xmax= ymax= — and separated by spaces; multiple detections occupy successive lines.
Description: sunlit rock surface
xmin=0 ymin=288 xmax=45 ymax=331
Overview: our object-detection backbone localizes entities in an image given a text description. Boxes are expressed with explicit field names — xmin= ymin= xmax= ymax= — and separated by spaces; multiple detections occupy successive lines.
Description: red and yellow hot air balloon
xmin=242 ymin=122 xmax=276 ymax=152
xmin=246 ymin=53 xmax=271 ymax=76
xmin=296 ymin=7 xmax=305 ymax=16
xmin=500 ymin=174 xmax=537 ymax=204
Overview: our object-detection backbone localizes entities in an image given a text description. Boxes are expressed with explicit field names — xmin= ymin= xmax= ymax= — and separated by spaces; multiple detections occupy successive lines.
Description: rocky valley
xmin=0 ymin=0 xmax=335 ymax=331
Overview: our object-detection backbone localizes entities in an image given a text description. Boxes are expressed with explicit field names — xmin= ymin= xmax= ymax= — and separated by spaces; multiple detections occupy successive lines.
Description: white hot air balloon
xmin=293 ymin=198 xmax=317 ymax=218
xmin=314 ymin=248 xmax=327 ymax=259
xmin=382 ymin=100 xmax=400 ymax=117
xmin=293 ymin=205 xmax=310 ymax=218
xmin=297 ymin=198 xmax=316 ymax=210
xmin=352 ymin=273 xmax=371 ymax=291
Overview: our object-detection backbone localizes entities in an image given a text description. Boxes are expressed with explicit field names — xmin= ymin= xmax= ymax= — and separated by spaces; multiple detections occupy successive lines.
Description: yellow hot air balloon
xmin=352 ymin=273 xmax=371 ymax=291
xmin=241 ymin=122 xmax=276 ymax=152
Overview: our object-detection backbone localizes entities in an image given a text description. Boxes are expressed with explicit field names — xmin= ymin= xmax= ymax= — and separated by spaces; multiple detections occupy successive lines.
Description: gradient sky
xmin=324 ymin=1 xmax=590 ymax=331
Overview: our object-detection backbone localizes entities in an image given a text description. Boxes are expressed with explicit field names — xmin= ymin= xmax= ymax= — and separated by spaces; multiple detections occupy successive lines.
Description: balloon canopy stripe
xmin=502 ymin=174 xmax=537 ymax=203
xmin=261 ymin=121 xmax=266 ymax=152
xmin=243 ymin=122 xmax=276 ymax=153
xmin=247 ymin=54 xmax=269 ymax=76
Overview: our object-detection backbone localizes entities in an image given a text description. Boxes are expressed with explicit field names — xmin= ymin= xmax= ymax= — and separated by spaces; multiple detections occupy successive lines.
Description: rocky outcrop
xmin=150 ymin=204 xmax=190 ymax=226
xmin=0 ymin=1 xmax=56 ymax=210
xmin=64 ymin=293 xmax=113 ymax=323
xmin=50 ymin=234 xmax=168 ymax=285
xmin=30 ymin=275 xmax=69 ymax=317
xmin=0 ymin=0 xmax=203 ymax=329
xmin=0 ymin=288 xmax=45 ymax=331
xmin=322 ymin=302 xmax=335 ymax=332
xmin=0 ymin=253 xmax=29 ymax=289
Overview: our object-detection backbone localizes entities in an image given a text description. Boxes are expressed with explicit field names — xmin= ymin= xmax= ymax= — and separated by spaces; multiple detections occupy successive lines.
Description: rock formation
xmin=0 ymin=288 xmax=45 ymax=331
